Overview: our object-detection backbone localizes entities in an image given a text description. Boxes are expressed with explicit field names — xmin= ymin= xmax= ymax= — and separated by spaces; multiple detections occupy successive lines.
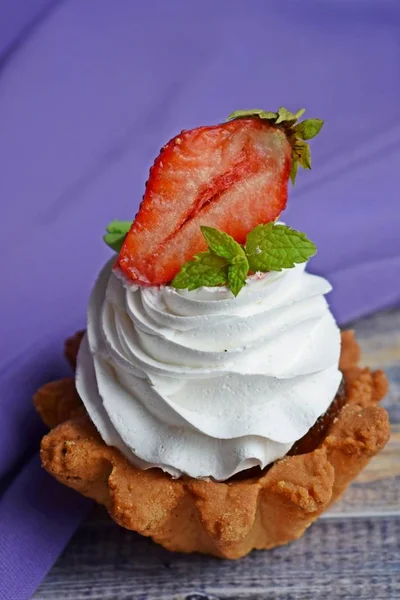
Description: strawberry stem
xmin=227 ymin=107 xmax=324 ymax=185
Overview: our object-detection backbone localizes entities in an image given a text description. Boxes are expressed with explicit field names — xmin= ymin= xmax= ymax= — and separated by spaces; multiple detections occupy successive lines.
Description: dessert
xmin=35 ymin=108 xmax=390 ymax=558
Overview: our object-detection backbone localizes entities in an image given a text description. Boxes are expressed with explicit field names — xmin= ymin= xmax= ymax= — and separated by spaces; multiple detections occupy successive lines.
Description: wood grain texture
xmin=33 ymin=515 xmax=400 ymax=600
xmin=34 ymin=308 xmax=400 ymax=600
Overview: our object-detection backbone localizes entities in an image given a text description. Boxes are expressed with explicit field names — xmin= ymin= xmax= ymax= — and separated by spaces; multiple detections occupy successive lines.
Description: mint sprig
xmin=245 ymin=223 xmax=316 ymax=272
xmin=171 ymin=223 xmax=316 ymax=296
xmin=201 ymin=226 xmax=246 ymax=261
xmin=171 ymin=251 xmax=229 ymax=291
xmin=172 ymin=227 xmax=250 ymax=296
xmin=227 ymin=107 xmax=323 ymax=184
xmin=103 ymin=220 xmax=132 ymax=252
xmin=228 ymin=255 xmax=249 ymax=297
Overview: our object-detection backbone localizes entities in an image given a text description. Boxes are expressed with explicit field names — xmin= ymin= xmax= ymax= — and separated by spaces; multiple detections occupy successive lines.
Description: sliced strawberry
xmin=118 ymin=118 xmax=291 ymax=284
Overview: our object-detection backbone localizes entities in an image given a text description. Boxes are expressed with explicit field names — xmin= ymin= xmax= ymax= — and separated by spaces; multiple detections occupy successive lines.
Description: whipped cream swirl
xmin=76 ymin=259 xmax=341 ymax=481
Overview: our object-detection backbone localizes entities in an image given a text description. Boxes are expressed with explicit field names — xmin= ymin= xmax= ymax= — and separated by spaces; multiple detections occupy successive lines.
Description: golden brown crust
xmin=323 ymin=403 xmax=389 ymax=504
xmin=345 ymin=367 xmax=388 ymax=407
xmin=34 ymin=378 xmax=84 ymax=429
xmin=339 ymin=329 xmax=361 ymax=370
xmin=36 ymin=330 xmax=390 ymax=559
xmin=64 ymin=330 xmax=85 ymax=370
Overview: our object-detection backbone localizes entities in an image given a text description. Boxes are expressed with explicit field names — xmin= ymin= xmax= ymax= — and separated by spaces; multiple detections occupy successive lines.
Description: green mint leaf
xmin=245 ymin=223 xmax=317 ymax=272
xmin=103 ymin=232 xmax=128 ymax=252
xmin=201 ymin=226 xmax=246 ymax=261
xmin=103 ymin=220 xmax=132 ymax=252
xmin=294 ymin=118 xmax=324 ymax=141
xmin=171 ymin=252 xmax=228 ymax=291
xmin=228 ymin=255 xmax=249 ymax=297
xmin=105 ymin=220 xmax=132 ymax=234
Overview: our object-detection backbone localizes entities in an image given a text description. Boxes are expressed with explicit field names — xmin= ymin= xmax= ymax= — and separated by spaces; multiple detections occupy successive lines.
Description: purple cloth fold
xmin=0 ymin=0 xmax=399 ymax=597
xmin=0 ymin=455 xmax=90 ymax=600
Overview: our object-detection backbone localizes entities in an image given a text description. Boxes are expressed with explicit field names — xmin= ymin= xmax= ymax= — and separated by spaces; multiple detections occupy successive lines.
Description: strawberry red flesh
xmin=118 ymin=118 xmax=291 ymax=284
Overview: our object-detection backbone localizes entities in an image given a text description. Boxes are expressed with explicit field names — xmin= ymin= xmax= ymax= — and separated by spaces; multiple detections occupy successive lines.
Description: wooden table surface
xmin=34 ymin=308 xmax=400 ymax=600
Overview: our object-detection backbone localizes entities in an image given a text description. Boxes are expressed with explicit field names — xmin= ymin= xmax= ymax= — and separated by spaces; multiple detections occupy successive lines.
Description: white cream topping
xmin=76 ymin=258 xmax=341 ymax=481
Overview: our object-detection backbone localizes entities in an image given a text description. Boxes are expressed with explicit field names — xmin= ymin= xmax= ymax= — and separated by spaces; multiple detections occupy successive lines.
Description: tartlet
xmin=34 ymin=108 xmax=390 ymax=558
xmin=35 ymin=330 xmax=389 ymax=559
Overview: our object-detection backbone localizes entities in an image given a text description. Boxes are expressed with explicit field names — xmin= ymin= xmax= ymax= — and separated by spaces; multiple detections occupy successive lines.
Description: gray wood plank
xmin=34 ymin=514 xmax=400 ymax=600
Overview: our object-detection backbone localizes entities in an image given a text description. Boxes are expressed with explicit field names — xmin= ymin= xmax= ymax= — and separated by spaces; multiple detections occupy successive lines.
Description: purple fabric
xmin=0 ymin=0 xmax=399 ymax=597
xmin=0 ymin=455 xmax=89 ymax=600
